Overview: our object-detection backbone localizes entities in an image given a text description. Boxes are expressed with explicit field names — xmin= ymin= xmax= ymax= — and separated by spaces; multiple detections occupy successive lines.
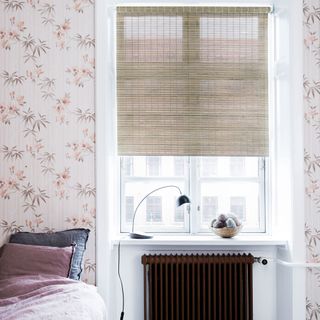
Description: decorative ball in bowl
xmin=210 ymin=213 xmax=242 ymax=238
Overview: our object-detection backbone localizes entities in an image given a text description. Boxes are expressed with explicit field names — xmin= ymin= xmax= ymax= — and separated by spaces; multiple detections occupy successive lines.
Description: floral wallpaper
xmin=0 ymin=0 xmax=319 ymax=313
xmin=0 ymin=0 xmax=95 ymax=284
xmin=304 ymin=0 xmax=320 ymax=318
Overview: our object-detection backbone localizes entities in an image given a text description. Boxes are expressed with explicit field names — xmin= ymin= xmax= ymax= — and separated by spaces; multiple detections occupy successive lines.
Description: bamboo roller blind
xmin=117 ymin=7 xmax=270 ymax=156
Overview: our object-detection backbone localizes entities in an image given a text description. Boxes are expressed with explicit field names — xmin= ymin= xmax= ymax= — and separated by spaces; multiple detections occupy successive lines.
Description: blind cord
xmin=118 ymin=241 xmax=125 ymax=319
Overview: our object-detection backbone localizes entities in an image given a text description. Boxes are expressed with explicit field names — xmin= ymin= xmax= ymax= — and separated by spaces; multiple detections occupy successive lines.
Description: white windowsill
xmin=112 ymin=234 xmax=287 ymax=247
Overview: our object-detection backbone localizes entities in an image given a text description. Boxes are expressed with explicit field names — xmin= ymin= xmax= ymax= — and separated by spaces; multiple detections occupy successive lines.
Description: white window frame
xmin=97 ymin=1 xmax=305 ymax=319
xmin=99 ymin=3 xmax=275 ymax=238
xmin=120 ymin=156 xmax=266 ymax=234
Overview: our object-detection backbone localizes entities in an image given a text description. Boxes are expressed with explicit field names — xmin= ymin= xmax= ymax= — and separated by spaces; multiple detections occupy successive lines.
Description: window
xmin=117 ymin=6 xmax=270 ymax=234
xmin=120 ymin=156 xmax=265 ymax=233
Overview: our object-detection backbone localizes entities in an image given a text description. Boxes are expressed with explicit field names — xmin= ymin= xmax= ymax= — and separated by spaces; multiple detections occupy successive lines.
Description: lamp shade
xmin=177 ymin=195 xmax=191 ymax=207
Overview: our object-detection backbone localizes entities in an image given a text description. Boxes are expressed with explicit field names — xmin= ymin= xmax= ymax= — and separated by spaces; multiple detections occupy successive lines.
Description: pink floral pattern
xmin=0 ymin=0 xmax=95 ymax=284
xmin=304 ymin=0 xmax=320 ymax=318
xmin=54 ymin=19 xmax=71 ymax=49
xmin=66 ymin=54 xmax=94 ymax=87
xmin=0 ymin=91 xmax=26 ymax=124
xmin=0 ymin=0 xmax=318 ymax=304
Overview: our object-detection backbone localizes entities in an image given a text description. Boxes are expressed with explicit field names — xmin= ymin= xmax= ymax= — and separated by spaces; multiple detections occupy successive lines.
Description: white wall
xmin=273 ymin=0 xmax=305 ymax=318
xmin=111 ymin=244 xmax=278 ymax=320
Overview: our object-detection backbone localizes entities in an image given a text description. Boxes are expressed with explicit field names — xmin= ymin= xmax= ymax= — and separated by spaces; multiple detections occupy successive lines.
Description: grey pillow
xmin=9 ymin=228 xmax=90 ymax=280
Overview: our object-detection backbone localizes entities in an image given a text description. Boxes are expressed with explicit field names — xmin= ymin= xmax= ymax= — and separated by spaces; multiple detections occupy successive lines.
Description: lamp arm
xmin=131 ymin=185 xmax=182 ymax=233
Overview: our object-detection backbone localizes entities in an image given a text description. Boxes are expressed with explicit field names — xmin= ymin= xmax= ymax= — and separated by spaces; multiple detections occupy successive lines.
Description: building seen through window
xmin=146 ymin=196 xmax=162 ymax=222
xmin=230 ymin=196 xmax=246 ymax=222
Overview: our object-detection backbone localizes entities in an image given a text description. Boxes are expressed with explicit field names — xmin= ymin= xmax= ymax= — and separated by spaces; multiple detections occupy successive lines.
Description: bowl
xmin=210 ymin=225 xmax=243 ymax=238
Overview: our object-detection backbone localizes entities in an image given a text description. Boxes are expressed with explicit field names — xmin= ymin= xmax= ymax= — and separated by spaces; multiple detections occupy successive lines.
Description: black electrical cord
xmin=118 ymin=241 xmax=125 ymax=320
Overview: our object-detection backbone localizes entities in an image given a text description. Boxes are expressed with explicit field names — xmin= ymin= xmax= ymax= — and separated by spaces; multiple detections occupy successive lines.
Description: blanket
xmin=0 ymin=275 xmax=106 ymax=320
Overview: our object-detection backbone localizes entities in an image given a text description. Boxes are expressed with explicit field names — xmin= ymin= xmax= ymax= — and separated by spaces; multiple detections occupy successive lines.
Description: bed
xmin=0 ymin=275 xmax=106 ymax=320
xmin=0 ymin=229 xmax=106 ymax=320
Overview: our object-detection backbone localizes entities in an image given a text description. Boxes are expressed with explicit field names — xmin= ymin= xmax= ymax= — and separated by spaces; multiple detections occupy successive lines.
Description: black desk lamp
xmin=130 ymin=185 xmax=191 ymax=239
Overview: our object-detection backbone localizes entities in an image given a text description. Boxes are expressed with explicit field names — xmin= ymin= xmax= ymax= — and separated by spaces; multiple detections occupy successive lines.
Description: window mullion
xmin=258 ymin=157 xmax=267 ymax=232
xmin=189 ymin=157 xmax=199 ymax=234
xmin=184 ymin=157 xmax=191 ymax=233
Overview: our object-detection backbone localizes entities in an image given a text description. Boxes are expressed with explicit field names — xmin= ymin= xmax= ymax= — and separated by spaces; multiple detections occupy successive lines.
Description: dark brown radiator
xmin=141 ymin=254 xmax=254 ymax=320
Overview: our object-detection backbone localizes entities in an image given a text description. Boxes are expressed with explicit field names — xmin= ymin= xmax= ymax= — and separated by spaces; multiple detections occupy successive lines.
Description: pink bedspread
xmin=0 ymin=275 xmax=106 ymax=320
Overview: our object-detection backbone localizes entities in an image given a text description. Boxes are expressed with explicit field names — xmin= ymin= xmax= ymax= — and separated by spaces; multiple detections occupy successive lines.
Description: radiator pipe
xmin=254 ymin=257 xmax=268 ymax=265
xmin=144 ymin=251 xmax=269 ymax=265
xmin=276 ymin=259 xmax=320 ymax=268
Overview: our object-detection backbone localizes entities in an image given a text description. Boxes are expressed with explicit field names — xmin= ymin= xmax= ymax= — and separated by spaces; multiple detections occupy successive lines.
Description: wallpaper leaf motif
xmin=75 ymin=182 xmax=95 ymax=198
xmin=74 ymin=33 xmax=95 ymax=49
xmin=1 ymin=145 xmax=24 ymax=160
xmin=68 ymin=0 xmax=94 ymax=14
xmin=2 ymin=71 xmax=26 ymax=86
xmin=74 ymin=107 xmax=95 ymax=123
xmin=0 ymin=0 xmax=96 ymax=284
xmin=0 ymin=219 xmax=23 ymax=235
xmin=306 ymin=297 xmax=320 ymax=320
xmin=304 ymin=0 xmax=320 ymax=318
xmin=38 ymin=3 xmax=55 ymax=23
xmin=2 ymin=0 xmax=25 ymax=11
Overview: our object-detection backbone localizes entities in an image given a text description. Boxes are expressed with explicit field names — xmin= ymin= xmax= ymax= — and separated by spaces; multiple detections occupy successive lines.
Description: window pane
xmin=123 ymin=156 xmax=188 ymax=177
xmin=230 ymin=158 xmax=245 ymax=176
xmin=201 ymin=157 xmax=218 ymax=176
xmin=124 ymin=16 xmax=183 ymax=62
xmin=125 ymin=196 xmax=134 ymax=223
xmin=174 ymin=157 xmax=185 ymax=176
xmin=122 ymin=180 xmax=186 ymax=229
xmin=200 ymin=157 xmax=259 ymax=177
xmin=200 ymin=16 xmax=260 ymax=63
xmin=230 ymin=196 xmax=246 ymax=221
xmin=146 ymin=196 xmax=162 ymax=222
xmin=123 ymin=157 xmax=133 ymax=176
xmin=200 ymin=180 xmax=260 ymax=230
xmin=174 ymin=197 xmax=185 ymax=222
xmin=120 ymin=157 xmax=189 ymax=233
xmin=146 ymin=156 xmax=161 ymax=176
xmin=201 ymin=196 xmax=218 ymax=224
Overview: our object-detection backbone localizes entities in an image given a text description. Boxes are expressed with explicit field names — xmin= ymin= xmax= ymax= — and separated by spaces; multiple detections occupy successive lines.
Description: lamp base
xmin=129 ymin=232 xmax=153 ymax=239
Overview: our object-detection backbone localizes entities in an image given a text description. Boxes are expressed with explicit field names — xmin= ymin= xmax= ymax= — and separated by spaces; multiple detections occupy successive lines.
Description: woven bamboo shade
xmin=117 ymin=7 xmax=270 ymax=156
